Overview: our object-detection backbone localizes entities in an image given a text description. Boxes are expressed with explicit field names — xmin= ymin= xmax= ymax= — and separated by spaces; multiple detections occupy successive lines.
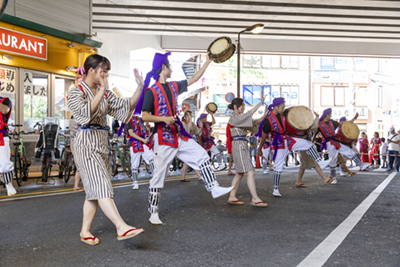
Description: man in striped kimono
xmin=134 ymin=52 xmax=233 ymax=225
xmin=0 ymin=96 xmax=16 ymax=196
xmin=124 ymin=115 xmax=154 ymax=190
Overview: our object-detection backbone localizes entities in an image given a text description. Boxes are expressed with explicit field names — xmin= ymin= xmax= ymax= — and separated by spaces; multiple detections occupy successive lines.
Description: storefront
xmin=0 ymin=15 xmax=102 ymax=171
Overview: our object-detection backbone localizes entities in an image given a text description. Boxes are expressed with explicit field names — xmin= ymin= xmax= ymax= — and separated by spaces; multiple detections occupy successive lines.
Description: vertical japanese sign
xmin=24 ymin=72 xmax=47 ymax=97
xmin=243 ymin=85 xmax=253 ymax=105
xmin=252 ymin=85 xmax=261 ymax=105
xmin=263 ymin=85 xmax=271 ymax=105
xmin=0 ymin=67 xmax=16 ymax=94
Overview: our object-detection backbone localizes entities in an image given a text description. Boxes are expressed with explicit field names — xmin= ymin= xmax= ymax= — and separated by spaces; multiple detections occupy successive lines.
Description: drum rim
xmin=287 ymin=106 xmax=314 ymax=131
xmin=208 ymin=36 xmax=233 ymax=58
xmin=213 ymin=44 xmax=236 ymax=63
xmin=206 ymin=102 xmax=218 ymax=112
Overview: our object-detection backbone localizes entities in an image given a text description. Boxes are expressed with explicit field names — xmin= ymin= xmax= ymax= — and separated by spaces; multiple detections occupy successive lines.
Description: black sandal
xmin=180 ymin=179 xmax=190 ymax=182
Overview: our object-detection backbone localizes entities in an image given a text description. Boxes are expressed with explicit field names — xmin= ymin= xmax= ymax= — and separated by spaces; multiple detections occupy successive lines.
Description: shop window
xmin=320 ymin=57 xmax=334 ymax=70
xmin=242 ymin=55 xmax=261 ymax=68
xmin=23 ymin=71 xmax=49 ymax=132
xmin=354 ymin=87 xmax=368 ymax=106
xmin=320 ymin=86 xmax=334 ymax=106
xmin=271 ymin=56 xmax=281 ymax=68
xmin=261 ymin=55 xmax=271 ymax=68
xmin=334 ymin=58 xmax=352 ymax=70
xmin=54 ymin=77 xmax=75 ymax=131
xmin=334 ymin=87 xmax=345 ymax=106
xmin=0 ymin=66 xmax=16 ymax=129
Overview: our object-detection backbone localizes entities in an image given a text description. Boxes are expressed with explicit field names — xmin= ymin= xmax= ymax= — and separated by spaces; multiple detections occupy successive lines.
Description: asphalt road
xmin=1 ymin=168 xmax=399 ymax=267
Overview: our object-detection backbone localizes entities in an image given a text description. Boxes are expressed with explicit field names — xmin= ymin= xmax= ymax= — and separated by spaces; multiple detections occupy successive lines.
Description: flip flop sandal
xmin=296 ymin=183 xmax=307 ymax=188
xmin=325 ymin=178 xmax=336 ymax=184
xmin=180 ymin=179 xmax=191 ymax=182
xmin=348 ymin=172 xmax=357 ymax=177
xmin=250 ymin=201 xmax=268 ymax=207
xmin=81 ymin=236 xmax=99 ymax=246
xmin=117 ymin=228 xmax=144 ymax=241
xmin=228 ymin=199 xmax=244 ymax=205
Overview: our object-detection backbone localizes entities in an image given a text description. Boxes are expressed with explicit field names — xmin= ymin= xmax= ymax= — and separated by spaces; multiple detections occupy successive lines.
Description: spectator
xmin=370 ymin=132 xmax=382 ymax=167
xmin=248 ymin=132 xmax=258 ymax=164
xmin=358 ymin=132 xmax=369 ymax=163
xmin=386 ymin=127 xmax=400 ymax=173
xmin=381 ymin=137 xmax=388 ymax=168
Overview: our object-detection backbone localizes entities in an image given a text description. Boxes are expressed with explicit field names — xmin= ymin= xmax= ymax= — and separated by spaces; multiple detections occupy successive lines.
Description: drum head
xmin=341 ymin=121 xmax=360 ymax=140
xmin=207 ymin=102 xmax=218 ymax=113
xmin=208 ymin=37 xmax=231 ymax=57
xmin=287 ymin=106 xmax=314 ymax=131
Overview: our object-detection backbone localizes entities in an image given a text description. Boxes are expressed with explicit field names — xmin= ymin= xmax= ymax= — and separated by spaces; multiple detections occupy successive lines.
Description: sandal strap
xmin=82 ymin=236 xmax=96 ymax=241
xmin=121 ymin=228 xmax=139 ymax=237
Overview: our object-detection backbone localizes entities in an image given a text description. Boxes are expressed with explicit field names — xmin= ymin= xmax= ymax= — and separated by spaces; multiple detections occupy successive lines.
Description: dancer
xmin=313 ymin=108 xmax=370 ymax=185
xmin=258 ymin=98 xmax=330 ymax=197
xmin=124 ymin=114 xmax=154 ymax=190
xmin=226 ymin=123 xmax=235 ymax=175
xmin=227 ymin=97 xmax=268 ymax=207
xmin=261 ymin=134 xmax=272 ymax=174
xmin=68 ymin=55 xmax=144 ymax=245
xmin=136 ymin=52 xmax=233 ymax=225
xmin=0 ymin=95 xmax=16 ymax=196
xmin=198 ymin=112 xmax=224 ymax=170
xmin=296 ymin=120 xmax=336 ymax=187
xmin=69 ymin=115 xmax=83 ymax=191
xmin=180 ymin=110 xmax=202 ymax=182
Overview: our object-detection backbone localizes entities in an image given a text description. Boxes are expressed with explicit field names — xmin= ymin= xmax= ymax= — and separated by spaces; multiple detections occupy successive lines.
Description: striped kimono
xmin=228 ymin=108 xmax=260 ymax=173
xmin=67 ymin=81 xmax=132 ymax=200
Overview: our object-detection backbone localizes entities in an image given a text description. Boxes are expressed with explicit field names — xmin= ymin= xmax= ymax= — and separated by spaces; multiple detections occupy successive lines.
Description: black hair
xmin=228 ymin=98 xmax=244 ymax=110
xmin=182 ymin=110 xmax=192 ymax=123
xmin=83 ymin=54 xmax=111 ymax=75
xmin=381 ymin=137 xmax=385 ymax=142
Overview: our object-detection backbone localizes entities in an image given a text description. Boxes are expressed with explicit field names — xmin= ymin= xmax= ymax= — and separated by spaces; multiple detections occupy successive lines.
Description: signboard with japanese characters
xmin=0 ymin=67 xmax=16 ymax=94
xmin=23 ymin=72 xmax=47 ymax=97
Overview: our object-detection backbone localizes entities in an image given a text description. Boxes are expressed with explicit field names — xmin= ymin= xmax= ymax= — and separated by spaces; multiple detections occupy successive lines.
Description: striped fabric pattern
xmin=228 ymin=110 xmax=259 ymax=173
xmin=0 ymin=170 xmax=14 ymax=184
xmin=67 ymin=81 xmax=132 ymax=200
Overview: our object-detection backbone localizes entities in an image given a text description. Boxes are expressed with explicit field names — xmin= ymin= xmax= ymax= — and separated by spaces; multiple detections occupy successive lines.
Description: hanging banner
xmin=0 ymin=27 xmax=47 ymax=60
xmin=0 ymin=67 xmax=16 ymax=94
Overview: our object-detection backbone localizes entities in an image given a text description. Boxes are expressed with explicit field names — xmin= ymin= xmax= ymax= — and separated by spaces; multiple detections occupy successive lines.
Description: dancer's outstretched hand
xmin=134 ymin=68 xmax=144 ymax=87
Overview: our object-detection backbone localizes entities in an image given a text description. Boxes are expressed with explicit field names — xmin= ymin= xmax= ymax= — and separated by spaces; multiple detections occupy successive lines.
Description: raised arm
xmin=129 ymin=68 xmax=145 ymax=110
xmin=187 ymin=55 xmax=213 ymax=86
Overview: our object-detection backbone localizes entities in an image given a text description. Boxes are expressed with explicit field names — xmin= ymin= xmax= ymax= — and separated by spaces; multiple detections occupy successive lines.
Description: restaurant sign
xmin=0 ymin=27 xmax=47 ymax=60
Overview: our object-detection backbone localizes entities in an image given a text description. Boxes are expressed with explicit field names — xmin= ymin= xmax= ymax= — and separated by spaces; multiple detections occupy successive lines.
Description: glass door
xmin=53 ymin=75 xmax=75 ymax=132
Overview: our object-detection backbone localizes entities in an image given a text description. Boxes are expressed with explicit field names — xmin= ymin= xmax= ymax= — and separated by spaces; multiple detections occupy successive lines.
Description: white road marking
xmin=297 ymin=172 xmax=396 ymax=267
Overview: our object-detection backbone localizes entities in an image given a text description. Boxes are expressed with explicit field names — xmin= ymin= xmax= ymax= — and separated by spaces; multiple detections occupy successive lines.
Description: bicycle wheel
xmin=123 ymin=151 xmax=132 ymax=178
xmin=14 ymin=153 xmax=22 ymax=186
xmin=211 ymin=156 xmax=219 ymax=170
xmin=111 ymin=146 xmax=118 ymax=176
xmin=42 ymin=155 xmax=51 ymax=183
xmin=59 ymin=149 xmax=65 ymax=178
xmin=63 ymin=164 xmax=71 ymax=183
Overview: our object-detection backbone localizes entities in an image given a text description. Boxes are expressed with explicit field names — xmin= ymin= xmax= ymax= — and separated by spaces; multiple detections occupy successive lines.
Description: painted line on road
xmin=0 ymin=172 xmax=225 ymax=202
xmin=297 ymin=171 xmax=396 ymax=267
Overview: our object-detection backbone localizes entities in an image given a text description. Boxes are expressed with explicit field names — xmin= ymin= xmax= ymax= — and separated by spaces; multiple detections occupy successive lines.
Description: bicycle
xmin=34 ymin=119 xmax=60 ymax=183
xmin=110 ymin=138 xmax=132 ymax=178
xmin=58 ymin=132 xmax=76 ymax=183
xmin=10 ymin=124 xmax=33 ymax=186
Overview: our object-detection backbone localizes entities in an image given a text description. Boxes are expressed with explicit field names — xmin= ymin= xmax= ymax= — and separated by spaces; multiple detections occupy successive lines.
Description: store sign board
xmin=314 ymin=106 xmax=368 ymax=120
xmin=0 ymin=27 xmax=47 ymax=60
xmin=0 ymin=67 xmax=16 ymax=94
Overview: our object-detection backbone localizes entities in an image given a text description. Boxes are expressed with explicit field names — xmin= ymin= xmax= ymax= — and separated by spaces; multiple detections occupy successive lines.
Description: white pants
xmin=273 ymin=137 xmax=312 ymax=172
xmin=150 ymin=134 xmax=210 ymax=188
xmin=0 ymin=137 xmax=13 ymax=173
xmin=326 ymin=142 xmax=356 ymax=168
xmin=262 ymin=147 xmax=271 ymax=164
xmin=130 ymin=145 xmax=154 ymax=169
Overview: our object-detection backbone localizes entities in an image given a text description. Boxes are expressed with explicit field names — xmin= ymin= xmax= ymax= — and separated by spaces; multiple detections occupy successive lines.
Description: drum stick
xmin=147 ymin=106 xmax=186 ymax=140
xmin=262 ymin=155 xmax=272 ymax=165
